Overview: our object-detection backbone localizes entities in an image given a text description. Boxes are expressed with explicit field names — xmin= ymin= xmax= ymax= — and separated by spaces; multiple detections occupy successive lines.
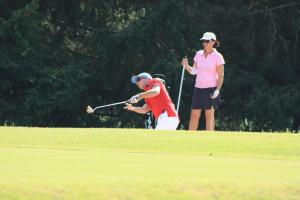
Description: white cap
xmin=200 ymin=32 xmax=216 ymax=41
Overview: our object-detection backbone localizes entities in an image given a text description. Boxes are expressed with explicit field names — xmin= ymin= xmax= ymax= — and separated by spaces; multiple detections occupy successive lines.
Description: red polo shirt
xmin=144 ymin=78 xmax=178 ymax=119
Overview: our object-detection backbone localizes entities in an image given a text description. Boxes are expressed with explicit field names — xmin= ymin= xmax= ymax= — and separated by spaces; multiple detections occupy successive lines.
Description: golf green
xmin=0 ymin=127 xmax=299 ymax=200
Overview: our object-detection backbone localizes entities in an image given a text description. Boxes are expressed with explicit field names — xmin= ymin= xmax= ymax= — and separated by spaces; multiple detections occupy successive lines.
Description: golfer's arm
xmin=131 ymin=104 xmax=151 ymax=114
xmin=138 ymin=86 xmax=160 ymax=99
xmin=184 ymin=62 xmax=197 ymax=75
xmin=216 ymin=64 xmax=224 ymax=90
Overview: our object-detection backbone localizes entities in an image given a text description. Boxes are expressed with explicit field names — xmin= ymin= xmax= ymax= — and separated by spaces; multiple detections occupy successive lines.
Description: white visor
xmin=200 ymin=32 xmax=216 ymax=41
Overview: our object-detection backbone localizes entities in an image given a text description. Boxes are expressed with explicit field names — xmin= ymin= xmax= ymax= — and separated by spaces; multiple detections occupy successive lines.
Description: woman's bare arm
xmin=216 ymin=64 xmax=224 ymax=90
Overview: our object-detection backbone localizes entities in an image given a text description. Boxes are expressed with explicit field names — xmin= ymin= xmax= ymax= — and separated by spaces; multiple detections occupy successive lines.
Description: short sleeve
xmin=216 ymin=53 xmax=225 ymax=66
xmin=193 ymin=51 xmax=201 ymax=62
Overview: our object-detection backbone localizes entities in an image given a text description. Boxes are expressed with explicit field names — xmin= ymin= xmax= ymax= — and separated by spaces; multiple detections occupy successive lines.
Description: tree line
xmin=1 ymin=0 xmax=299 ymax=132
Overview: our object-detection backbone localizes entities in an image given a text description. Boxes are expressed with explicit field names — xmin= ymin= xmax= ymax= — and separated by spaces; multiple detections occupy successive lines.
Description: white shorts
xmin=155 ymin=111 xmax=179 ymax=130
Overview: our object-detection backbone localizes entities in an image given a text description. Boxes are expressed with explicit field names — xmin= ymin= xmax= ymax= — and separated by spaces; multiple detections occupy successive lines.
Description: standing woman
xmin=181 ymin=32 xmax=225 ymax=131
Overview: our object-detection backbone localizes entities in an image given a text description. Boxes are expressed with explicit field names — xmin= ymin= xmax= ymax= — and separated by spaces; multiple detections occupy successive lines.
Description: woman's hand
xmin=181 ymin=57 xmax=189 ymax=67
xmin=210 ymin=89 xmax=220 ymax=99
xmin=181 ymin=57 xmax=197 ymax=75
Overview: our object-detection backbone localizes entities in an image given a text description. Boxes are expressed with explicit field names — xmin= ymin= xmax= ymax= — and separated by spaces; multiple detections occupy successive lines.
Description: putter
xmin=86 ymin=100 xmax=129 ymax=114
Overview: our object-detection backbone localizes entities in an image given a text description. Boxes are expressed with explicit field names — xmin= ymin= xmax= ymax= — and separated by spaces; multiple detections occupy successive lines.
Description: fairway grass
xmin=0 ymin=127 xmax=299 ymax=200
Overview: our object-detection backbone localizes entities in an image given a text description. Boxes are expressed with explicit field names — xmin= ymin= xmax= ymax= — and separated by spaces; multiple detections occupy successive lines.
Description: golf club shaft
xmin=176 ymin=66 xmax=185 ymax=112
xmin=93 ymin=101 xmax=128 ymax=111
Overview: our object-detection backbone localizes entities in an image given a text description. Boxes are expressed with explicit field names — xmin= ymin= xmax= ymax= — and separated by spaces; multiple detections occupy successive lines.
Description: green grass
xmin=0 ymin=127 xmax=299 ymax=200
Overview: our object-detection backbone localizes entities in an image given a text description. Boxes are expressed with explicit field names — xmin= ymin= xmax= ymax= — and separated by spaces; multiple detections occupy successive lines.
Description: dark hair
xmin=213 ymin=40 xmax=220 ymax=48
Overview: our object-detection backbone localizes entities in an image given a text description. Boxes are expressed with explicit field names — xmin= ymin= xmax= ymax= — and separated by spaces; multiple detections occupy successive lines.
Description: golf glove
xmin=129 ymin=94 xmax=140 ymax=104
xmin=211 ymin=89 xmax=220 ymax=99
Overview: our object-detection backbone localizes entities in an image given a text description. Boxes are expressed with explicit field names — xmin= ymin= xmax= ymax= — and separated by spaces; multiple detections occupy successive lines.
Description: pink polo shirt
xmin=193 ymin=49 xmax=225 ymax=88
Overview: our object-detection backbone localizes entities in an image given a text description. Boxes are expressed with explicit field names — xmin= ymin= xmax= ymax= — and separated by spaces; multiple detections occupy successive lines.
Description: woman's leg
xmin=205 ymin=107 xmax=215 ymax=131
xmin=189 ymin=109 xmax=202 ymax=130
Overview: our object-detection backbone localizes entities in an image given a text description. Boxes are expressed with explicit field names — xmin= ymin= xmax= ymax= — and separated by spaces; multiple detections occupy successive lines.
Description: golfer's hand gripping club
xmin=123 ymin=103 xmax=134 ymax=111
xmin=128 ymin=94 xmax=141 ymax=104
xmin=181 ymin=56 xmax=188 ymax=67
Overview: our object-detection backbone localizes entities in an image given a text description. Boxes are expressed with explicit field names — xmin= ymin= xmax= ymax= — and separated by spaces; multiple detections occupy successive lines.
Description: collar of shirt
xmin=199 ymin=48 xmax=218 ymax=57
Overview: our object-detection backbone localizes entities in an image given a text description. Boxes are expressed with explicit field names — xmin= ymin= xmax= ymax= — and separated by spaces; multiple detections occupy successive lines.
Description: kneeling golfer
xmin=124 ymin=72 xmax=179 ymax=130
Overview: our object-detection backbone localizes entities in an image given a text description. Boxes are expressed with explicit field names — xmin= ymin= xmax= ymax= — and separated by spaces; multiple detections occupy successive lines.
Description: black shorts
xmin=191 ymin=87 xmax=220 ymax=110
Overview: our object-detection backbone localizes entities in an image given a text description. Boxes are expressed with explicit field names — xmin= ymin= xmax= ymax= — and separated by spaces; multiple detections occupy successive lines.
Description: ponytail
xmin=213 ymin=40 xmax=220 ymax=48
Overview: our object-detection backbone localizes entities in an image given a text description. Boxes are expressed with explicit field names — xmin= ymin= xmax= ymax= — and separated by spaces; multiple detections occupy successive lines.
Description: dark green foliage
xmin=0 ymin=0 xmax=299 ymax=131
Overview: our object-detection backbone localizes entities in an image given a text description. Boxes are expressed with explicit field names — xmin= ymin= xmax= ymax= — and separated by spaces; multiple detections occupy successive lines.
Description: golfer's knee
xmin=205 ymin=110 xmax=214 ymax=119
xmin=190 ymin=110 xmax=200 ymax=121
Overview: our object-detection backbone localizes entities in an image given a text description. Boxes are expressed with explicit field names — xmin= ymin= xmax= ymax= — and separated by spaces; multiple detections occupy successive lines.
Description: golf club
xmin=86 ymin=100 xmax=129 ymax=114
xmin=176 ymin=59 xmax=186 ymax=112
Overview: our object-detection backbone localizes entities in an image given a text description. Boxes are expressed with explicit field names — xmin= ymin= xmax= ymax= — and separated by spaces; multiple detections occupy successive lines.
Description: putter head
xmin=86 ymin=106 xmax=94 ymax=114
